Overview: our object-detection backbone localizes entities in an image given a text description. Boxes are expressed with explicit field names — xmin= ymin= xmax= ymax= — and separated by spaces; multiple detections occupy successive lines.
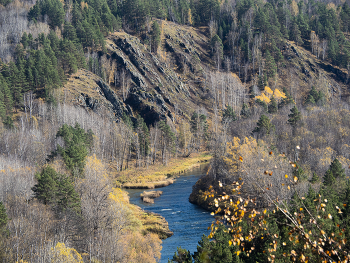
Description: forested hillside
xmin=1 ymin=0 xmax=350 ymax=261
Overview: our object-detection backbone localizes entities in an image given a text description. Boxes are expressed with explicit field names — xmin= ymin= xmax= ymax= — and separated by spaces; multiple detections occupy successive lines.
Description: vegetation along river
xmin=126 ymin=170 xmax=213 ymax=262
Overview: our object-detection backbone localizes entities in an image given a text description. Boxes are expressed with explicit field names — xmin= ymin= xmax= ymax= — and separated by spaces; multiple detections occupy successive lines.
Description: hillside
xmin=2 ymin=0 xmax=350 ymax=261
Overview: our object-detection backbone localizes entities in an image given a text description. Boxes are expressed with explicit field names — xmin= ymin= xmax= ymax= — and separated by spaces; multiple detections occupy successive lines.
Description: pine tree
xmin=151 ymin=21 xmax=161 ymax=53
xmin=32 ymin=166 xmax=81 ymax=213
xmin=253 ymin=115 xmax=275 ymax=135
xmin=32 ymin=166 xmax=59 ymax=205
xmin=288 ymin=106 xmax=302 ymax=128
xmin=21 ymin=32 xmax=29 ymax=49
xmin=310 ymin=172 xmax=320 ymax=183
xmin=55 ymin=123 xmax=93 ymax=176
xmin=63 ymin=22 xmax=78 ymax=44
xmin=323 ymin=169 xmax=335 ymax=186
xmin=240 ymin=103 xmax=251 ymax=119
xmin=264 ymin=50 xmax=277 ymax=79
xmin=293 ymin=165 xmax=307 ymax=181
xmin=279 ymin=87 xmax=294 ymax=108
xmin=290 ymin=19 xmax=303 ymax=46
xmin=170 ymin=247 xmax=193 ymax=263
xmin=268 ymin=96 xmax=278 ymax=113
xmin=305 ymin=94 xmax=315 ymax=105
xmin=3 ymin=116 xmax=14 ymax=129
xmin=0 ymin=202 xmax=7 ymax=230
xmin=222 ymin=105 xmax=237 ymax=124
xmin=56 ymin=174 xmax=81 ymax=213
xmin=329 ymin=158 xmax=345 ymax=179
xmin=0 ymin=90 xmax=6 ymax=120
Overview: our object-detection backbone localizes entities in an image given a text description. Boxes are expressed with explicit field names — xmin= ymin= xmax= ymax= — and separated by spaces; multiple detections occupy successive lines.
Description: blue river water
xmin=126 ymin=170 xmax=214 ymax=262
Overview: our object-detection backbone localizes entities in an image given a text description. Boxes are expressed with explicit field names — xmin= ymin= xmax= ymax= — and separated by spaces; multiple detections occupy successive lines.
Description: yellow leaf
xmin=285 ymin=174 xmax=288 ymax=178
xmin=229 ymin=240 xmax=232 ymax=246
xmin=294 ymin=176 xmax=298 ymax=182
xmin=263 ymin=209 xmax=267 ymax=214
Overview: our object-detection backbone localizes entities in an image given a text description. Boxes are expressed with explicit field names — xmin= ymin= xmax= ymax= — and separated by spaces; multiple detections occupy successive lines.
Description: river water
xmin=126 ymin=170 xmax=214 ymax=262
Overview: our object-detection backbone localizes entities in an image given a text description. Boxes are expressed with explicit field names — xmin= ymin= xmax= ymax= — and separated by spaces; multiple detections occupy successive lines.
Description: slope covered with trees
xmin=1 ymin=0 xmax=350 ymax=261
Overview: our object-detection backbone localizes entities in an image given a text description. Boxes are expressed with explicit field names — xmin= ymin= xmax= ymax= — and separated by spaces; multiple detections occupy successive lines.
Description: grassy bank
xmin=114 ymin=153 xmax=211 ymax=188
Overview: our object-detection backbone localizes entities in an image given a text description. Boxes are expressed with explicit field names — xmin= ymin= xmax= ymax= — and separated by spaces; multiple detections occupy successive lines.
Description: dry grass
xmin=115 ymin=152 xmax=211 ymax=188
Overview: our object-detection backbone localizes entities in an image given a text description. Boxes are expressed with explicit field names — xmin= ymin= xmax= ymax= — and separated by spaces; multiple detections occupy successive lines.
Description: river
xmin=126 ymin=169 xmax=214 ymax=262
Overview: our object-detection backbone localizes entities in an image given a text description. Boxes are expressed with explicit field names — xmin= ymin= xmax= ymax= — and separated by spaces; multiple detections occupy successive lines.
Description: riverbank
xmin=115 ymin=153 xmax=211 ymax=189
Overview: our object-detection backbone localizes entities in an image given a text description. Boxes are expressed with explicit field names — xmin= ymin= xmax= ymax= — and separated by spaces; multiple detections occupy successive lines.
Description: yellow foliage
xmin=85 ymin=154 xmax=108 ymax=178
xmin=273 ymin=88 xmax=286 ymax=100
xmin=121 ymin=232 xmax=162 ymax=263
xmin=327 ymin=2 xmax=336 ymax=10
xmin=51 ymin=242 xmax=83 ymax=263
xmin=109 ymin=187 xmax=129 ymax=204
xmin=255 ymin=93 xmax=271 ymax=104
xmin=291 ymin=0 xmax=299 ymax=16
xmin=264 ymin=86 xmax=273 ymax=95
xmin=255 ymin=87 xmax=285 ymax=104
xmin=188 ymin=8 xmax=193 ymax=25
xmin=80 ymin=1 xmax=88 ymax=9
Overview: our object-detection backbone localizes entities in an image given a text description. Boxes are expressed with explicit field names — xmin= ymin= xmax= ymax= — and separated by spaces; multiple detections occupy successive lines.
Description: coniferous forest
xmin=1 ymin=0 xmax=350 ymax=261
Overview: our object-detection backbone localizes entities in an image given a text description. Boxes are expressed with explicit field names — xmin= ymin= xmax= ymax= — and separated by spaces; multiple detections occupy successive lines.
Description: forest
xmin=1 ymin=0 xmax=350 ymax=261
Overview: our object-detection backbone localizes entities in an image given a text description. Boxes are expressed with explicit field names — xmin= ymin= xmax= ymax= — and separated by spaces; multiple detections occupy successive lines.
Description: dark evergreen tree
xmin=32 ymin=166 xmax=59 ymax=205
xmin=0 ymin=202 xmax=7 ymax=230
xmin=63 ymin=22 xmax=79 ymax=44
xmin=253 ymin=114 xmax=275 ymax=135
xmin=55 ymin=123 xmax=93 ymax=176
xmin=222 ymin=105 xmax=237 ymax=124
xmin=310 ymin=172 xmax=320 ymax=183
xmin=323 ymin=169 xmax=335 ymax=186
xmin=288 ymin=106 xmax=302 ymax=128
xmin=151 ymin=21 xmax=161 ymax=53
xmin=240 ymin=103 xmax=251 ymax=119
xmin=256 ymin=99 xmax=268 ymax=112
xmin=264 ymin=50 xmax=277 ymax=79
xmin=32 ymin=166 xmax=81 ymax=212
xmin=21 ymin=32 xmax=29 ymax=49
xmin=170 ymin=247 xmax=193 ymax=263
xmin=268 ymin=96 xmax=278 ymax=113
xmin=329 ymin=158 xmax=345 ymax=179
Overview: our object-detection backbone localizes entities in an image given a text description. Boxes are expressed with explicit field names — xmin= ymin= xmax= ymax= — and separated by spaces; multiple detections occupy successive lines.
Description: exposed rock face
xmin=105 ymin=21 xmax=212 ymax=125
xmin=96 ymin=79 xmax=126 ymax=120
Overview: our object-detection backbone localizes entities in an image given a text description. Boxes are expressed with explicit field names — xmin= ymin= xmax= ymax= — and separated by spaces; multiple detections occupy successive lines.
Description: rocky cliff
xmin=63 ymin=20 xmax=350 ymax=128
